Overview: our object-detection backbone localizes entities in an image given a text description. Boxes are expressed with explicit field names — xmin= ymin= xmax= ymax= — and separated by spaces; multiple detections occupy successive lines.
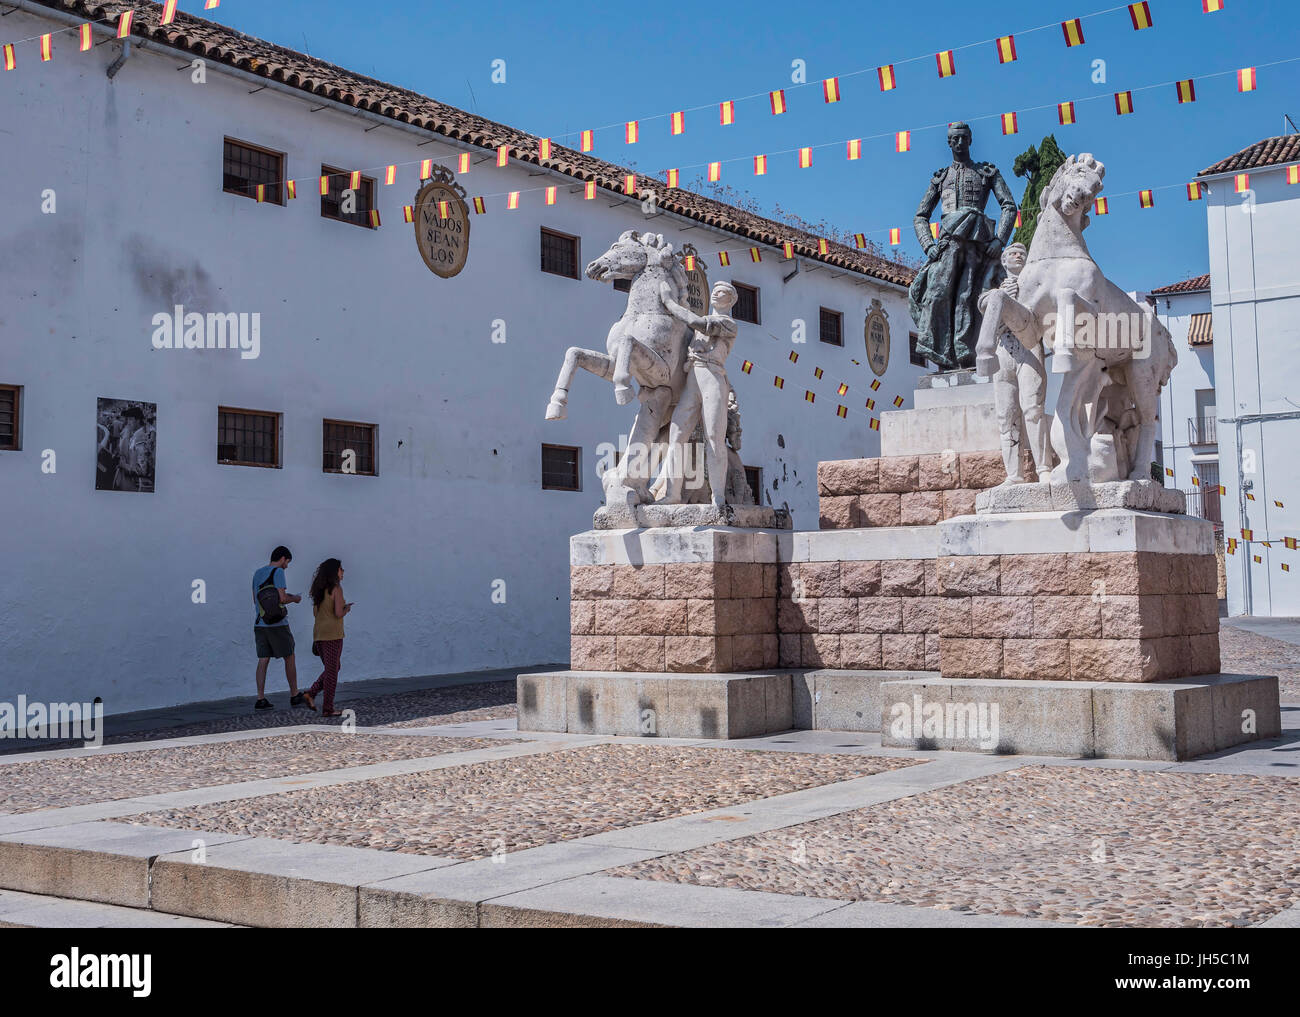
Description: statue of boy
xmin=651 ymin=280 xmax=739 ymax=508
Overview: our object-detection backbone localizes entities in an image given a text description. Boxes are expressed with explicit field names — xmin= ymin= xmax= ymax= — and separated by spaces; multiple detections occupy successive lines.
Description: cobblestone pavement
xmin=0 ymin=733 xmax=510 ymax=814
xmin=125 ymin=745 xmax=921 ymax=859
xmin=1221 ymin=623 xmax=1300 ymax=699
xmin=608 ymin=764 xmax=1300 ymax=928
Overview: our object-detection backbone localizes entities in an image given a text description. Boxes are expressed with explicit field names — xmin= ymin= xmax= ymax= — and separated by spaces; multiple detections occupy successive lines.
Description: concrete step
xmin=0 ymin=889 xmax=239 ymax=928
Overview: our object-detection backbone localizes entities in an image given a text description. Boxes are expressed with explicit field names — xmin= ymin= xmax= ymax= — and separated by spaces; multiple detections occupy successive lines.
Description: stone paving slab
xmin=0 ymin=889 xmax=240 ymax=929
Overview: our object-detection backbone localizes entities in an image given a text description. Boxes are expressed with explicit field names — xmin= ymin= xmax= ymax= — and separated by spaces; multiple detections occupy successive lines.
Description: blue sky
xmin=216 ymin=0 xmax=1298 ymax=289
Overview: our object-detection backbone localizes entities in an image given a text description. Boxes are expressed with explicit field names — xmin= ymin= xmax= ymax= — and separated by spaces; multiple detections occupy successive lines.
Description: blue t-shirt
xmin=252 ymin=565 xmax=289 ymax=627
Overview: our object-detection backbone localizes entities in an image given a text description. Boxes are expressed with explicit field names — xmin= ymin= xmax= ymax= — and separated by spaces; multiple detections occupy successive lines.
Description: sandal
xmin=322 ymin=710 xmax=345 ymax=718
xmin=292 ymin=691 xmax=316 ymax=712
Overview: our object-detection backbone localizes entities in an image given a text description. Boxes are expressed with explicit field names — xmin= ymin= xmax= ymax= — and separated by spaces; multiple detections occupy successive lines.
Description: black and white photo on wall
xmin=95 ymin=398 xmax=156 ymax=493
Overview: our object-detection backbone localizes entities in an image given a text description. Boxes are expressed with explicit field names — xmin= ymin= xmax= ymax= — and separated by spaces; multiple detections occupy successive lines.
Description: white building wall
xmin=1204 ymin=162 xmax=1300 ymax=617
xmin=1152 ymin=289 xmax=1217 ymax=512
xmin=0 ymin=9 xmax=924 ymax=715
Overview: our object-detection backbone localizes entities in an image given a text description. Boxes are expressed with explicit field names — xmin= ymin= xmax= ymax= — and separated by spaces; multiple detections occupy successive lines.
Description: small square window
xmin=909 ymin=332 xmax=927 ymax=368
xmin=323 ymin=419 xmax=377 ymax=476
xmin=218 ymin=407 xmax=280 ymax=468
xmin=321 ymin=165 xmax=376 ymax=228
xmin=224 ymin=138 xmax=284 ymax=205
xmin=819 ymin=308 xmax=843 ymax=346
xmin=542 ymin=443 xmax=581 ymax=491
xmin=744 ymin=466 xmax=762 ymax=506
xmin=0 ymin=384 xmax=21 ymax=451
xmin=733 ymin=283 xmax=760 ymax=325
xmin=541 ymin=227 xmax=581 ymax=279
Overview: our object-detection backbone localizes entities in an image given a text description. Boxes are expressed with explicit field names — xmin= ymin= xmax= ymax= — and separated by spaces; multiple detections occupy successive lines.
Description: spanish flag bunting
xmin=1061 ymin=18 xmax=1085 ymax=47
xmin=319 ymin=175 xmax=330 ymax=196
xmin=80 ymin=24 xmax=92 ymax=51
xmin=774 ymin=377 xmax=785 ymax=389
xmin=896 ymin=131 xmax=911 ymax=152
xmin=754 ymin=154 xmax=768 ymax=176
xmin=624 ymin=121 xmax=638 ymax=144
xmin=1192 ymin=475 xmax=1201 ymax=487
xmin=161 ymin=0 xmax=179 ymax=25
xmin=624 ymin=174 xmax=637 ymax=195
xmin=1288 ymin=166 xmax=1300 ymax=185
xmin=496 ymin=144 xmax=510 ymax=167
xmin=719 ymin=251 xmax=731 ymax=266
xmin=1238 ymin=67 xmax=1257 ymax=92
xmin=580 ymin=130 xmax=594 ymax=152
xmin=935 ymin=50 xmax=956 ymax=78
xmin=1128 ymin=2 xmax=1153 ymax=30
xmin=369 ymin=209 xmax=381 ymax=228
xmin=930 ymin=223 xmax=939 ymax=239
xmin=837 ymin=383 xmax=849 ymax=396
xmin=869 ymin=418 xmax=880 ymax=431
xmin=40 ymin=34 xmax=52 ymax=61
xmin=877 ymin=65 xmax=896 ymax=91
xmin=539 ymin=138 xmax=552 ymax=160
xmin=458 ymin=153 xmax=470 ymax=173
xmin=770 ymin=89 xmax=786 ymax=115
xmin=798 ymin=147 xmax=813 ymax=169
xmin=870 ymin=378 xmax=881 ymax=391
xmin=666 ymin=169 xmax=679 ymax=188
xmin=1187 ymin=182 xmax=1203 ymax=200
xmin=206 ymin=0 xmax=221 ymax=7
xmin=836 ymin=405 xmax=848 ymax=419
xmin=1217 ymin=485 xmax=1227 ymax=496
xmin=584 ymin=181 xmax=596 ymax=200
xmin=117 ymin=10 xmax=133 ymax=38
xmin=789 ymin=351 xmax=799 ymax=363
xmin=889 ymin=228 xmax=901 ymax=245
xmin=1094 ymin=197 xmax=1109 ymax=215
xmin=1276 ymin=500 xmax=1285 ymax=508
xmin=1015 ymin=210 xmax=1022 ymax=228
xmin=420 ymin=159 xmax=433 ymax=180
xmin=854 ymin=233 xmax=867 ymax=249
xmin=384 ymin=165 xmax=397 ymax=186
xmin=1263 ymin=541 xmax=1273 ymax=548
xmin=403 ymin=205 xmax=415 ymax=223
xmin=1242 ymin=528 xmax=1254 ymax=540
xmin=1139 ymin=189 xmax=1155 ymax=209
xmin=1114 ymin=91 xmax=1134 ymax=116
xmin=1058 ymin=101 xmax=1076 ymax=125
xmin=256 ymin=184 xmax=266 ymax=203
xmin=741 ymin=360 xmax=753 ymax=374
xmin=814 ymin=367 xmax=824 ymax=379
xmin=1254 ymin=555 xmax=1263 ymax=564
xmin=996 ymin=35 xmax=1017 ymax=64
xmin=1227 ymin=538 xmax=1237 ymax=552
xmin=671 ymin=111 xmax=685 ymax=135
xmin=817 ymin=239 xmax=829 ymax=255
xmin=750 ymin=247 xmax=762 ymax=263
xmin=1247 ymin=493 xmax=1257 ymax=501
xmin=508 ymin=187 xmax=524 ymax=207
xmin=1287 ymin=537 xmax=1298 ymax=550
xmin=437 ymin=200 xmax=451 ymax=218
xmin=545 ymin=186 xmax=557 ymax=206
xmin=893 ymin=395 xmax=905 ymax=407
xmin=866 ymin=398 xmax=875 ymax=410
xmin=707 ymin=162 xmax=721 ymax=182
xmin=349 ymin=170 xmax=362 ymax=191
xmin=286 ymin=180 xmax=297 ymax=200
xmin=782 ymin=241 xmax=794 ymax=259
xmin=1235 ymin=173 xmax=1250 ymax=193
xmin=823 ymin=77 xmax=841 ymax=103
xmin=684 ymin=255 xmax=696 ymax=271
xmin=720 ymin=100 xmax=735 ymax=125
xmin=1203 ymin=0 xmax=1224 ymax=10
xmin=1165 ymin=466 xmax=1175 ymax=477
xmin=1176 ymin=79 xmax=1196 ymax=104
xmin=1001 ymin=112 xmax=1018 ymax=136
xmin=847 ymin=138 xmax=861 ymax=160
xmin=473 ymin=196 xmax=487 ymax=214
xmin=805 ymin=391 xmax=816 ymax=404
xmin=1284 ymin=563 xmax=1292 ymax=572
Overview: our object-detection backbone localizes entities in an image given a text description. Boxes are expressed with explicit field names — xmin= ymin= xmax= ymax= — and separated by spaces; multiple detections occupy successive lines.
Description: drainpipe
xmin=106 ymin=40 xmax=131 ymax=79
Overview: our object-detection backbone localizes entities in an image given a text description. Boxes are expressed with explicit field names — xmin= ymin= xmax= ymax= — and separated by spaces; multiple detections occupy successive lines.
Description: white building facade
xmin=0 ymin=1 xmax=928 ymax=716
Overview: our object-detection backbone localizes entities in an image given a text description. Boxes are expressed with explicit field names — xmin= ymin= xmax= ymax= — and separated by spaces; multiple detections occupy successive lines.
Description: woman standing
xmin=308 ymin=559 xmax=352 ymax=718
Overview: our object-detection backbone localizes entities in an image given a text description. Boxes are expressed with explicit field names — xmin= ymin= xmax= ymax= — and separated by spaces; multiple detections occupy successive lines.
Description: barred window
xmin=217 ymin=407 xmax=280 ymax=468
xmin=819 ymin=307 xmax=843 ymax=346
xmin=224 ymin=138 xmax=284 ymax=205
xmin=542 ymin=443 xmax=581 ymax=491
xmin=733 ymin=282 xmax=760 ymax=324
xmin=540 ymin=228 xmax=580 ymax=279
xmin=320 ymin=165 xmax=376 ymax=228
xmin=0 ymin=384 xmax=20 ymax=451
xmin=323 ymin=419 xmax=377 ymax=476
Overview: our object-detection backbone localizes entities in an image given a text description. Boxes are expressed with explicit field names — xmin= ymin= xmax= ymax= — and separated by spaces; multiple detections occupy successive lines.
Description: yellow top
xmin=313 ymin=590 xmax=345 ymax=642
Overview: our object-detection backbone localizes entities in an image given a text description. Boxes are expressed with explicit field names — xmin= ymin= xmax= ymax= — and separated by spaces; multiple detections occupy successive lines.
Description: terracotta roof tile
xmin=1199 ymin=134 xmax=1300 ymax=177
xmin=34 ymin=0 xmax=915 ymax=288
xmin=1150 ymin=273 xmax=1210 ymax=295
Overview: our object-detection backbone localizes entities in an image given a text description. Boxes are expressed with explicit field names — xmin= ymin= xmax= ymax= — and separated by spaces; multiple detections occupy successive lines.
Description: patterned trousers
xmin=310 ymin=639 xmax=344 ymax=713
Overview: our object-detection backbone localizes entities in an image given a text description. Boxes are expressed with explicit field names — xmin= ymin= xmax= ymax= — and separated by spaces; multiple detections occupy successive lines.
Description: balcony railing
xmin=1188 ymin=415 xmax=1217 ymax=445
xmin=1183 ymin=488 xmax=1222 ymax=526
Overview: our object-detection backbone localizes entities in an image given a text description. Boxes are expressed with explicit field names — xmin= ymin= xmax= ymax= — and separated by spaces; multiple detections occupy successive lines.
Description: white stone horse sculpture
xmin=975 ymin=153 xmax=1176 ymax=483
xmin=545 ymin=230 xmax=691 ymax=505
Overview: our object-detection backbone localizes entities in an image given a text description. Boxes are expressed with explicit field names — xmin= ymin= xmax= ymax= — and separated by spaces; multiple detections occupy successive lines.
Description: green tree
xmin=1012 ymin=135 xmax=1067 ymax=249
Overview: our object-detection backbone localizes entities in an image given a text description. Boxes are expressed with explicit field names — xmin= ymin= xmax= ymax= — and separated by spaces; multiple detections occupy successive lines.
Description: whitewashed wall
xmin=1203 ymin=162 xmax=1300 ymax=617
xmin=0 ymin=9 xmax=923 ymax=715
xmin=1152 ymin=288 xmax=1217 ymax=506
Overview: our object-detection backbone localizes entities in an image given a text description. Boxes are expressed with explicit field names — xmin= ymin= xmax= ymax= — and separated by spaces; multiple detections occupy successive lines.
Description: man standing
xmin=252 ymin=546 xmax=311 ymax=711
xmin=909 ymin=122 xmax=1018 ymax=370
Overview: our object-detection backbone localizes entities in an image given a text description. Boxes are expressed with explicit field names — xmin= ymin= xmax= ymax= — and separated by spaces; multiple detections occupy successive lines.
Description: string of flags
xmin=1170 ymin=466 xmax=1294 ymax=573
xmin=735 ymin=345 xmax=910 ymax=431
xmin=1 ymin=2 xmax=221 ymax=68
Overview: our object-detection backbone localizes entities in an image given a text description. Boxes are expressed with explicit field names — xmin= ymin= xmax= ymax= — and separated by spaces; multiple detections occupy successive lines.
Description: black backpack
xmin=256 ymin=567 xmax=287 ymax=625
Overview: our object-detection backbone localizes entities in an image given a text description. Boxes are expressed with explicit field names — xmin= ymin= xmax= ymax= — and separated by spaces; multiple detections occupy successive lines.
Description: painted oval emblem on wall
xmin=864 ymin=298 xmax=890 ymax=376
xmin=682 ymin=243 xmax=710 ymax=315
xmin=413 ymin=172 xmax=470 ymax=279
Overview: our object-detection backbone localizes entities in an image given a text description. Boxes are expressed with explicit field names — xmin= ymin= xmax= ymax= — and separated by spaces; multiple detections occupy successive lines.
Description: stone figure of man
xmin=978 ymin=243 xmax=1051 ymax=484
xmin=909 ymin=122 xmax=1018 ymax=370
xmin=651 ymin=280 xmax=739 ymax=508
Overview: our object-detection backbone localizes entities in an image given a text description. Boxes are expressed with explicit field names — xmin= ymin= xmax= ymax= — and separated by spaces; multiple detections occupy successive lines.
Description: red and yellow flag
xmin=889 ymin=228 xmax=901 ymax=245
xmin=798 ymin=147 xmax=813 ymax=169
xmin=1187 ymin=182 xmax=1203 ymax=200
xmin=80 ymin=24 xmax=92 ymax=51
xmin=774 ymin=377 xmax=785 ymax=390
xmin=817 ymin=239 xmax=829 ymax=255
xmin=1094 ymin=197 xmax=1109 ymax=215
xmin=1176 ymin=79 xmax=1196 ymax=104
xmin=368 ymin=209 xmax=381 ymax=228
xmin=670 ymin=111 xmax=684 ymax=135
xmin=719 ymin=251 xmax=731 ymax=267
xmin=893 ymin=395 xmax=905 ymax=408
xmin=708 ymin=161 xmax=721 ymax=182
xmin=584 ymin=181 xmax=596 ymax=200
xmin=1058 ymin=101 xmax=1077 ymax=125
xmin=741 ymin=360 xmax=753 ymax=374
xmin=805 ymin=391 xmax=816 ymax=404
xmin=836 ymin=405 xmax=848 ymax=419
xmin=40 ymin=34 xmax=52 ymax=61
xmin=929 ymin=222 xmax=939 ymax=239
xmin=846 ymin=138 xmax=861 ymax=160
xmin=1235 ymin=172 xmax=1250 ymax=193
xmin=935 ymin=50 xmax=956 ymax=78
xmin=870 ymin=379 xmax=881 ymax=391
xmin=895 ymin=130 xmax=911 ymax=152
xmin=684 ymin=255 xmax=696 ymax=271
xmin=1001 ymin=112 xmax=1018 ymax=135
xmin=384 ymin=165 xmax=397 ymax=186
xmin=837 ymin=383 xmax=849 ymax=396
xmin=545 ymin=186 xmax=556 ymax=206
xmin=117 ymin=10 xmax=133 ymax=38
xmin=624 ymin=121 xmax=638 ymax=144
xmin=1114 ymin=91 xmax=1135 ymax=115
xmin=256 ymin=184 xmax=266 ymax=203
xmin=580 ymin=129 xmax=594 ymax=152
xmin=996 ymin=35 xmax=1017 ymax=64
xmin=1203 ymin=0 xmax=1224 ymax=11
xmin=1287 ymin=165 xmax=1300 ymax=185
xmin=349 ymin=170 xmax=362 ymax=191
xmin=823 ymin=77 xmax=841 ymax=103
xmin=750 ymin=247 xmax=762 ymax=263
xmin=473 ymin=196 xmax=487 ymax=214
xmin=720 ymin=100 xmax=735 ymax=125
xmin=1286 ymin=537 xmax=1298 ymax=550
xmin=877 ymin=64 xmax=896 ymax=91
xmin=496 ymin=144 xmax=509 ymax=167
xmin=1139 ymin=189 xmax=1155 ymax=209
xmin=1238 ymin=67 xmax=1257 ymax=92
xmin=206 ymin=0 xmax=221 ymax=7
xmin=1128 ymin=2 xmax=1153 ymax=30
xmin=666 ymin=168 xmax=679 ymax=188
xmin=624 ymin=173 xmax=636 ymax=195
xmin=1015 ymin=210 xmax=1022 ymax=228
xmin=1061 ymin=19 xmax=1085 ymax=47
xmin=458 ymin=153 xmax=470 ymax=173
xmin=403 ymin=205 xmax=415 ymax=223
xmin=161 ymin=0 xmax=179 ymax=25
xmin=420 ymin=159 xmax=433 ymax=180
xmin=538 ymin=138 xmax=552 ymax=160
xmin=754 ymin=154 xmax=768 ymax=176
xmin=769 ymin=89 xmax=786 ymax=115
xmin=782 ymin=242 xmax=794 ymax=259
xmin=866 ymin=398 xmax=876 ymax=410
xmin=869 ymin=418 xmax=880 ymax=431
xmin=319 ymin=175 xmax=330 ymax=196
xmin=286 ymin=180 xmax=297 ymax=200
xmin=438 ymin=200 xmax=451 ymax=218
xmin=853 ymin=233 xmax=866 ymax=249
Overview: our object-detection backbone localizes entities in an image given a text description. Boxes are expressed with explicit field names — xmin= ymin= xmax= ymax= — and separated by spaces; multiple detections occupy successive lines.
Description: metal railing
xmin=1183 ymin=488 xmax=1222 ymax=525
xmin=1188 ymin=415 xmax=1217 ymax=445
